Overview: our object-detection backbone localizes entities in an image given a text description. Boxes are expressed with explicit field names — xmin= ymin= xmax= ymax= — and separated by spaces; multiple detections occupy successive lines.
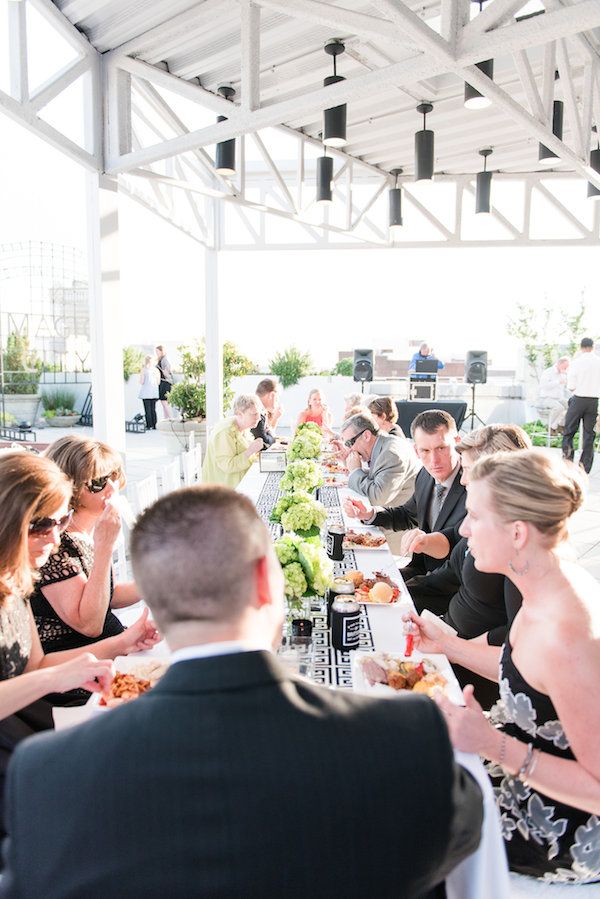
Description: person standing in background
xmin=562 ymin=337 xmax=600 ymax=473
xmin=251 ymin=378 xmax=285 ymax=446
xmin=138 ymin=355 xmax=159 ymax=430
xmin=538 ymin=356 xmax=570 ymax=433
xmin=155 ymin=345 xmax=174 ymax=421
xmin=408 ymin=342 xmax=445 ymax=380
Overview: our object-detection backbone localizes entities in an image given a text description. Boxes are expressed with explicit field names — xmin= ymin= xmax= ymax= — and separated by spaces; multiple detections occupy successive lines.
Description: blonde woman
xmin=202 ymin=394 xmax=264 ymax=488
xmin=409 ymin=450 xmax=600 ymax=883
xmin=30 ymin=436 xmax=159 ymax=678
xmin=367 ymin=396 xmax=404 ymax=437
xmin=296 ymin=389 xmax=334 ymax=437
xmin=138 ymin=354 xmax=160 ymax=429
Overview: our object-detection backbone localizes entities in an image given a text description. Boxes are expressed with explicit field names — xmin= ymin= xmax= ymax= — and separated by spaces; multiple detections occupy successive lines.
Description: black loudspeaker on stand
xmin=353 ymin=349 xmax=373 ymax=393
xmin=464 ymin=351 xmax=488 ymax=431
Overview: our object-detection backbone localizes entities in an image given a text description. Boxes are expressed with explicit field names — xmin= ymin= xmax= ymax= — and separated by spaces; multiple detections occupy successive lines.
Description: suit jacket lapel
xmin=434 ymin=471 xmax=464 ymax=528
xmin=419 ymin=473 xmax=435 ymax=530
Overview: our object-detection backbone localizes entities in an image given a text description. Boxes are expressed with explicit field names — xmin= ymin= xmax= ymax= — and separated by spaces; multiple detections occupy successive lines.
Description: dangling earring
xmin=509 ymin=557 xmax=529 ymax=576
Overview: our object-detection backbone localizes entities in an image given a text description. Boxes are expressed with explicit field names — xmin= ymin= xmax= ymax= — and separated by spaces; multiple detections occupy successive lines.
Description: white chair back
xmin=113 ymin=530 xmax=129 ymax=582
xmin=187 ymin=430 xmax=196 ymax=452
xmin=161 ymin=458 xmax=181 ymax=495
xmin=131 ymin=472 xmax=159 ymax=516
xmin=181 ymin=449 xmax=197 ymax=487
xmin=194 ymin=444 xmax=203 ymax=482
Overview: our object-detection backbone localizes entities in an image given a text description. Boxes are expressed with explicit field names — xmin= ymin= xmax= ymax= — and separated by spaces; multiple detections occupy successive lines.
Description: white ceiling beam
xmin=29 ymin=55 xmax=90 ymax=114
xmin=29 ymin=0 xmax=95 ymax=56
xmin=250 ymin=133 xmax=297 ymax=212
xmin=556 ymin=38 xmax=585 ymax=157
xmin=402 ymin=186 xmax=454 ymax=239
xmin=512 ymin=50 xmax=546 ymax=122
xmin=533 ymin=180 xmax=592 ymax=235
xmin=454 ymin=181 xmax=463 ymax=237
xmin=440 ymin=0 xmax=470 ymax=52
xmin=174 ymin=157 xmax=210 ymax=239
xmin=463 ymin=180 xmax=523 ymax=237
xmin=371 ymin=0 xmax=459 ymax=61
xmin=541 ymin=40 xmax=557 ymax=125
xmin=582 ymin=62 xmax=595 ymax=152
xmin=254 ymin=0 xmax=413 ymax=48
xmin=119 ymin=181 xmax=207 ymax=245
xmin=8 ymin=0 xmax=28 ymax=104
xmin=350 ymin=179 xmax=388 ymax=229
xmin=0 ymin=84 xmax=100 ymax=171
xmin=462 ymin=0 xmax=532 ymax=37
xmin=241 ymin=1 xmax=261 ymax=112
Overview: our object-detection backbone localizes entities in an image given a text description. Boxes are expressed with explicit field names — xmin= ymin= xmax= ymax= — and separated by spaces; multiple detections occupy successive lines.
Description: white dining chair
xmin=112 ymin=530 xmax=129 ymax=582
xmin=160 ymin=458 xmax=181 ymax=495
xmin=194 ymin=444 xmax=203 ymax=482
xmin=181 ymin=449 xmax=197 ymax=487
xmin=130 ymin=472 xmax=159 ymax=516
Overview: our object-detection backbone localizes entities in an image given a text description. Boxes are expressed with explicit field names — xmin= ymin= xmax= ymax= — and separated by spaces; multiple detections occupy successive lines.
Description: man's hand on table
xmin=343 ymin=496 xmax=372 ymax=520
xmin=400 ymin=528 xmax=429 ymax=556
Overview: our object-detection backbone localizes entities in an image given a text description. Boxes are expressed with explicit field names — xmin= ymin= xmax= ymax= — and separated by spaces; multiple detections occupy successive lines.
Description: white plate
xmin=351 ymin=651 xmax=464 ymax=705
xmin=86 ymin=656 xmax=169 ymax=712
xmin=343 ymin=539 xmax=388 ymax=551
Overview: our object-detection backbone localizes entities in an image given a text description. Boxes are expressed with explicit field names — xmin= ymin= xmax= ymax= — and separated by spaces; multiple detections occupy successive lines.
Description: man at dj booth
xmin=408 ymin=342 xmax=445 ymax=380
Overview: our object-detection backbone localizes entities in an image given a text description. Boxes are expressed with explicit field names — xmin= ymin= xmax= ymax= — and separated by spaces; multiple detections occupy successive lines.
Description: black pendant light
xmin=389 ymin=168 xmax=403 ymax=234
xmin=476 ymin=148 xmax=493 ymax=214
xmin=316 ymin=151 xmax=334 ymax=204
xmin=415 ymin=103 xmax=434 ymax=181
xmin=539 ymin=72 xmax=562 ymax=166
xmin=464 ymin=59 xmax=494 ymax=110
xmin=587 ymin=129 xmax=600 ymax=199
xmin=215 ymin=85 xmax=236 ymax=176
xmin=323 ymin=40 xmax=346 ymax=148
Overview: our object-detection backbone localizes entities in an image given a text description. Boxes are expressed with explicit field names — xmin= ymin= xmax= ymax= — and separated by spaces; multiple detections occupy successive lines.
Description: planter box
xmin=47 ymin=415 xmax=79 ymax=428
xmin=157 ymin=419 xmax=207 ymax=455
xmin=0 ymin=394 xmax=41 ymax=425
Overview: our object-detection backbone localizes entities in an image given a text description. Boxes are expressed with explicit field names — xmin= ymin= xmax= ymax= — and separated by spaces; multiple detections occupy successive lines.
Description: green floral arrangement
xmin=270 ymin=491 xmax=327 ymax=538
xmin=274 ymin=533 xmax=334 ymax=604
xmin=287 ymin=428 xmax=322 ymax=461
xmin=279 ymin=459 xmax=323 ymax=494
xmin=296 ymin=422 xmax=322 ymax=435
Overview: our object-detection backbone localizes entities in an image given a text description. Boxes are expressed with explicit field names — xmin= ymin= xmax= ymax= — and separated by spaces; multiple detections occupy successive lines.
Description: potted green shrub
xmin=0 ymin=333 xmax=42 ymax=425
xmin=41 ymin=389 xmax=80 ymax=428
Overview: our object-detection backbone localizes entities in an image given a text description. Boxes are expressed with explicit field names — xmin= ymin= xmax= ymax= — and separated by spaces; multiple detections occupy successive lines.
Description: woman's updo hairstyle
xmin=469 ymin=449 xmax=584 ymax=544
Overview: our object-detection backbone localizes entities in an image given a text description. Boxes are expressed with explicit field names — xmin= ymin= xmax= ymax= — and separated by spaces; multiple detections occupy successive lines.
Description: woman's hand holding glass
xmin=117 ymin=608 xmax=161 ymax=655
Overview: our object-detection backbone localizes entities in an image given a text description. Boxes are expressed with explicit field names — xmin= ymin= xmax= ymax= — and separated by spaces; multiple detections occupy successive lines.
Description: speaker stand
xmin=462 ymin=383 xmax=486 ymax=432
xmin=360 ymin=381 xmax=365 ymax=395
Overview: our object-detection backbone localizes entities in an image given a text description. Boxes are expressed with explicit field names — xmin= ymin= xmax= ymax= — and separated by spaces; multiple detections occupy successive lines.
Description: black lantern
xmin=389 ymin=168 xmax=403 ymax=233
xmin=323 ymin=40 xmax=346 ymax=148
xmin=476 ymin=148 xmax=493 ymax=214
xmin=214 ymin=85 xmax=236 ymax=176
xmin=539 ymin=99 xmax=564 ymax=166
xmin=464 ymin=59 xmax=494 ymax=110
xmin=316 ymin=153 xmax=334 ymax=204
xmin=415 ymin=103 xmax=434 ymax=181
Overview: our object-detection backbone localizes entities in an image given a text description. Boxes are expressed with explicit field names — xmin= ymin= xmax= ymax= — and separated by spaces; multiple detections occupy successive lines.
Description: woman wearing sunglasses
xmin=0 ymin=451 xmax=118 ymax=813
xmin=29 ymin=436 xmax=159 ymax=702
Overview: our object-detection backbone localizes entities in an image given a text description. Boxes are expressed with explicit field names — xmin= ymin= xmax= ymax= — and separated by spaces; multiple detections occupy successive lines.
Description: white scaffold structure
xmin=2 ymin=0 xmax=600 ymax=447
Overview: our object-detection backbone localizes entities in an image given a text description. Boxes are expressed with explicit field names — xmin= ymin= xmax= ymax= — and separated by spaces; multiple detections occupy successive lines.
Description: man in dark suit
xmin=0 ymin=486 xmax=482 ymax=899
xmin=345 ymin=410 xmax=466 ymax=594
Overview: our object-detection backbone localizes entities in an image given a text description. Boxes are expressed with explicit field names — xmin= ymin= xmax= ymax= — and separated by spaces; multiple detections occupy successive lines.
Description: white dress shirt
xmin=170 ymin=641 xmax=272 ymax=665
xmin=567 ymin=352 xmax=600 ymax=398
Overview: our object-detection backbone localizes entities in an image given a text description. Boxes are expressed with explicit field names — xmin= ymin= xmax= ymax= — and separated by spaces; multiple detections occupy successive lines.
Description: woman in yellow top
xmin=202 ymin=394 xmax=265 ymax=488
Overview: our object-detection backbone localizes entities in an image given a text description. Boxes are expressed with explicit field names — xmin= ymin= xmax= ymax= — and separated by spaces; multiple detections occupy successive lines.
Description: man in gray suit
xmin=341 ymin=411 xmax=421 ymax=507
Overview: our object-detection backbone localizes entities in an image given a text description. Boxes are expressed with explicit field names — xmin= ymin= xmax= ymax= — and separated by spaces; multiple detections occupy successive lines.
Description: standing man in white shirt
xmin=562 ymin=337 xmax=600 ymax=473
xmin=538 ymin=356 xmax=570 ymax=432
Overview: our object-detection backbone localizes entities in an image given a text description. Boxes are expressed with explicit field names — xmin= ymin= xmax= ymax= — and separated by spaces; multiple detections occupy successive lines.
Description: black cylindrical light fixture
xmin=316 ymin=154 xmax=334 ymax=204
xmin=464 ymin=59 xmax=494 ymax=110
xmin=388 ymin=168 xmax=403 ymax=234
xmin=323 ymin=41 xmax=347 ymax=148
xmin=587 ymin=146 xmax=600 ymax=199
xmin=415 ymin=103 xmax=434 ymax=181
xmin=476 ymin=148 xmax=493 ymax=214
xmin=539 ymin=100 xmax=564 ymax=165
xmin=214 ymin=85 xmax=236 ymax=176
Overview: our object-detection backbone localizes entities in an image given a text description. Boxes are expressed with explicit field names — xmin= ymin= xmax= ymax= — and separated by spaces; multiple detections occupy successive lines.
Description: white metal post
xmin=205 ymin=199 xmax=223 ymax=429
xmin=85 ymin=173 xmax=127 ymax=452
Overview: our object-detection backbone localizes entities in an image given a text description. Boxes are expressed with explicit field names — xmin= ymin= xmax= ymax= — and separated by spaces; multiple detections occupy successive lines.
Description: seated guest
xmin=538 ymin=356 xmax=570 ymax=433
xmin=296 ymin=388 xmax=334 ymax=437
xmin=202 ymin=394 xmax=264 ymax=488
xmin=0 ymin=452 xmax=116 ymax=821
xmin=408 ymin=450 xmax=600 ymax=884
xmin=340 ymin=412 xmax=420 ymax=507
xmin=407 ymin=424 xmax=530 ymax=709
xmin=367 ymin=396 xmax=405 ymax=437
xmin=30 ymin=437 xmax=159 ymax=703
xmin=0 ymin=485 xmax=483 ymax=895
xmin=344 ymin=410 xmax=465 ymax=593
xmin=343 ymin=392 xmax=364 ymax=419
xmin=251 ymin=378 xmax=285 ymax=447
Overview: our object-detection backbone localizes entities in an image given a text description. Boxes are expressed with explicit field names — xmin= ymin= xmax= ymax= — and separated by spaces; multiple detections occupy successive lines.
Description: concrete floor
xmin=28 ymin=423 xmax=600 ymax=584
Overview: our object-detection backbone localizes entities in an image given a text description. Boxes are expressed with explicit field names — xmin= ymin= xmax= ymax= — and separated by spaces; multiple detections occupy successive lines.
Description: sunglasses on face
xmin=86 ymin=471 xmax=120 ymax=494
xmin=29 ymin=509 xmax=73 ymax=537
xmin=344 ymin=429 xmax=366 ymax=449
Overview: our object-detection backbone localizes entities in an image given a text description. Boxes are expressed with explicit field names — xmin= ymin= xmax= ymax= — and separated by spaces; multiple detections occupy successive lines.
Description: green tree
xmin=169 ymin=339 xmax=257 ymax=419
xmin=123 ymin=346 xmax=144 ymax=381
xmin=332 ymin=357 xmax=353 ymax=377
xmin=507 ymin=299 xmax=589 ymax=381
xmin=559 ymin=297 xmax=587 ymax=357
xmin=1 ymin=333 xmax=41 ymax=394
xmin=269 ymin=347 xmax=312 ymax=388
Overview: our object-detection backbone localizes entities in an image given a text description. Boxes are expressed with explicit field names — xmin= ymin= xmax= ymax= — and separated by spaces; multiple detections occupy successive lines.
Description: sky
xmin=1 ymin=2 xmax=599 ymax=374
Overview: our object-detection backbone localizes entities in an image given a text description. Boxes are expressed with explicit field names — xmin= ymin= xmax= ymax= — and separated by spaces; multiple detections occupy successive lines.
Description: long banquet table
xmin=238 ymin=463 xmax=511 ymax=899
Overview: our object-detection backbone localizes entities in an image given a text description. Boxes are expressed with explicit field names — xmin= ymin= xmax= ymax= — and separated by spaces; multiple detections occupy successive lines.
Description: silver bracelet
xmin=516 ymin=743 xmax=534 ymax=781
xmin=523 ymin=748 xmax=540 ymax=785
xmin=498 ymin=732 xmax=507 ymax=767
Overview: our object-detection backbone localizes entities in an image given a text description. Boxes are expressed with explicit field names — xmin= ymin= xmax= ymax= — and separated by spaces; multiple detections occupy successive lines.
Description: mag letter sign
xmin=259 ymin=450 xmax=287 ymax=473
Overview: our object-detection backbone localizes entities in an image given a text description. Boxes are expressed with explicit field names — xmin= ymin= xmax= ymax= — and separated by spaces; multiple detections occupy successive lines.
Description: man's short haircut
xmin=410 ymin=409 xmax=457 ymax=438
xmin=341 ymin=411 xmax=379 ymax=436
xmin=130 ymin=485 xmax=271 ymax=629
xmin=581 ymin=337 xmax=594 ymax=349
xmin=557 ymin=356 xmax=570 ymax=364
xmin=256 ymin=378 xmax=277 ymax=397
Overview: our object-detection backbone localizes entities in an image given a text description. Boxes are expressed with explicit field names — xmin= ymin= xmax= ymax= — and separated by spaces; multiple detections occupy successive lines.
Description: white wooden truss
xmin=3 ymin=0 xmax=600 ymax=248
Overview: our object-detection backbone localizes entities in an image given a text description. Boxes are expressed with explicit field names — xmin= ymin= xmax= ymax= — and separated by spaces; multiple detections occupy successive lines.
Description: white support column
xmin=85 ymin=174 xmax=127 ymax=452
xmin=205 ymin=200 xmax=223 ymax=429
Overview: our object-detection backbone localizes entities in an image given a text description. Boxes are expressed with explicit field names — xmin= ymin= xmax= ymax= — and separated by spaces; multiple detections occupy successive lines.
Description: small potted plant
xmin=41 ymin=390 xmax=80 ymax=428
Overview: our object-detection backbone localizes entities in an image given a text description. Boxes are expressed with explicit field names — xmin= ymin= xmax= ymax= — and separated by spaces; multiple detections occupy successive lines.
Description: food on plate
xmin=346 ymin=570 xmax=400 ymax=603
xmin=357 ymin=653 xmax=447 ymax=696
xmin=343 ymin=570 xmax=364 ymax=586
xmin=343 ymin=530 xmax=386 ymax=548
xmin=323 ymin=476 xmax=348 ymax=487
xmin=99 ymin=661 xmax=168 ymax=708
xmin=321 ymin=460 xmax=348 ymax=474
xmin=366 ymin=581 xmax=394 ymax=604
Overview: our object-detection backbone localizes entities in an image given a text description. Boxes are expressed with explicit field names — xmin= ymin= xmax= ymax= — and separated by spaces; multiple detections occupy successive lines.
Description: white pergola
xmin=3 ymin=0 xmax=600 ymax=448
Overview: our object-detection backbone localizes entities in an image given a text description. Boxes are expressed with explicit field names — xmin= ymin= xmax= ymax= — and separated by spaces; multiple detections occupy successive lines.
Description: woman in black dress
xmin=409 ymin=451 xmax=600 ymax=884
xmin=30 ymin=436 xmax=159 ymax=700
